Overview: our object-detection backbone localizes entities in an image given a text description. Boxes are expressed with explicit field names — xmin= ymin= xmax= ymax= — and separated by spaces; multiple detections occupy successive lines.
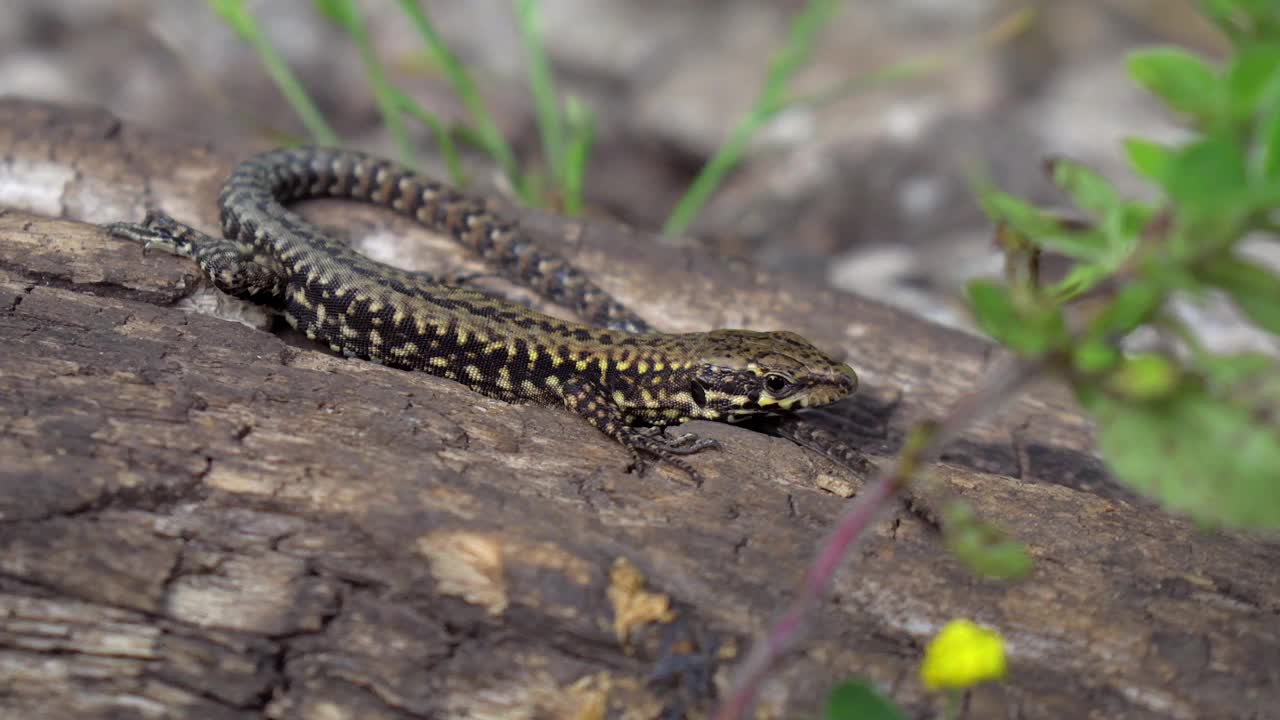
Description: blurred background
xmin=5 ymin=0 xmax=1261 ymax=347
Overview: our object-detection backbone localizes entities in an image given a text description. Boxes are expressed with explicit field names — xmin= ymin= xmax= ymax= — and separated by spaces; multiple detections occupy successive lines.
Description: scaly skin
xmin=105 ymin=146 xmax=857 ymax=483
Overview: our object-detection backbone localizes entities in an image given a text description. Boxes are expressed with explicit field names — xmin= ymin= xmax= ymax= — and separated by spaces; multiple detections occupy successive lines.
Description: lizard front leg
xmin=559 ymin=380 xmax=720 ymax=485
xmin=105 ymin=211 xmax=288 ymax=304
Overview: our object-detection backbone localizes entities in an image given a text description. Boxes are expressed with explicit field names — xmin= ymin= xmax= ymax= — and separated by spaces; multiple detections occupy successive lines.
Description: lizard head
xmin=684 ymin=329 xmax=857 ymax=420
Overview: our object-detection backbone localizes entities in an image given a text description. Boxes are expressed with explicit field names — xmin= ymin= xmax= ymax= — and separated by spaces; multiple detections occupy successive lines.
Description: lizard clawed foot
xmin=620 ymin=426 xmax=721 ymax=486
xmin=103 ymin=211 xmax=189 ymax=256
xmin=629 ymin=427 xmax=720 ymax=455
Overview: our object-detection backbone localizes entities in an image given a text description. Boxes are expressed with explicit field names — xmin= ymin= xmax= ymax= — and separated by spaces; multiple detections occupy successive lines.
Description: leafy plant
xmin=971 ymin=0 xmax=1280 ymax=530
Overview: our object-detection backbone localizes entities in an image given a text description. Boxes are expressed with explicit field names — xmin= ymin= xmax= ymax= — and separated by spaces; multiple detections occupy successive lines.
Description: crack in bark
xmin=0 ymin=257 xmax=185 ymax=306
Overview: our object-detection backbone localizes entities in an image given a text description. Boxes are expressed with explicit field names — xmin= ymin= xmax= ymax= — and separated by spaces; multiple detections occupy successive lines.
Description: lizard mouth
xmin=723 ymin=387 xmax=852 ymax=422
xmin=800 ymin=383 xmax=855 ymax=408
xmin=774 ymin=372 xmax=857 ymax=411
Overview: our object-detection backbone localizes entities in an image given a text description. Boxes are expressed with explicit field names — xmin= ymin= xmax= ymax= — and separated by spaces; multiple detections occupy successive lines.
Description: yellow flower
xmin=920 ymin=619 xmax=1007 ymax=691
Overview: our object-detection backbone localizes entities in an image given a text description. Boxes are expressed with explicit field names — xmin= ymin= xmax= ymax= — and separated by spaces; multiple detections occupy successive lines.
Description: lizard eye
xmin=764 ymin=374 xmax=790 ymax=394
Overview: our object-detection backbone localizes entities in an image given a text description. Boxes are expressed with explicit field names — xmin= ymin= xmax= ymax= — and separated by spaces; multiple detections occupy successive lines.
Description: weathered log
xmin=0 ymin=98 xmax=1276 ymax=719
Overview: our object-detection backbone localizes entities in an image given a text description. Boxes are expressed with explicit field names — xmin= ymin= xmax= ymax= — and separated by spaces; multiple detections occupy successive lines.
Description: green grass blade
xmin=795 ymin=7 xmax=1034 ymax=110
xmin=316 ymin=0 xmax=416 ymax=164
xmin=394 ymin=0 xmax=527 ymax=199
xmin=388 ymin=86 xmax=467 ymax=186
xmin=208 ymin=0 xmax=339 ymax=145
xmin=562 ymin=95 xmax=596 ymax=215
xmin=513 ymin=0 xmax=566 ymax=201
xmin=663 ymin=4 xmax=1032 ymax=236
xmin=663 ymin=0 xmax=842 ymax=236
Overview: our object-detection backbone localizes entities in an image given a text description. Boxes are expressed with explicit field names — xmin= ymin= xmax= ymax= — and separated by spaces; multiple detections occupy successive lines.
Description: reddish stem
xmin=713 ymin=357 xmax=1040 ymax=719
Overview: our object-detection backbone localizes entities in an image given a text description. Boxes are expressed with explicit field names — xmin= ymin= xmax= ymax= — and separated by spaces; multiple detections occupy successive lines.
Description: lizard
xmin=104 ymin=146 xmax=858 ymax=483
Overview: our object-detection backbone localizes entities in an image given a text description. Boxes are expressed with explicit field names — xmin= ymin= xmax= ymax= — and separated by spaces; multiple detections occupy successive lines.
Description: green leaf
xmin=1107 ymin=354 xmax=1182 ymax=400
xmin=1047 ymin=157 xmax=1122 ymax=218
xmin=957 ymin=537 xmax=1032 ymax=580
xmin=1050 ymin=262 xmax=1113 ymax=301
xmin=1198 ymin=0 xmax=1245 ymax=42
xmin=1083 ymin=369 xmax=1280 ymax=529
xmin=1161 ymin=133 xmax=1253 ymax=256
xmin=1022 ymin=306 xmax=1069 ymax=355
xmin=941 ymin=501 xmax=1033 ymax=580
xmin=966 ymin=281 xmax=1067 ymax=356
xmin=1087 ymin=279 xmax=1164 ymax=338
xmin=1100 ymin=202 xmax=1151 ymax=262
xmin=968 ymin=280 xmax=1019 ymax=340
xmin=1165 ymin=133 xmax=1248 ymax=209
xmin=1198 ymin=254 xmax=1280 ymax=335
xmin=824 ymin=680 xmax=906 ymax=720
xmin=981 ymin=191 xmax=1110 ymax=262
xmin=1073 ymin=339 xmax=1123 ymax=374
xmin=1199 ymin=0 xmax=1280 ymax=43
xmin=1123 ymin=138 xmax=1177 ymax=185
xmin=1127 ymin=47 xmax=1222 ymax=124
xmin=206 ymin=0 xmax=254 ymax=39
xmin=1202 ymin=352 xmax=1275 ymax=388
xmin=979 ymin=190 xmax=1062 ymax=235
xmin=1224 ymin=45 xmax=1280 ymax=121
xmin=1261 ymin=104 xmax=1280 ymax=181
xmin=1022 ymin=229 xmax=1112 ymax=264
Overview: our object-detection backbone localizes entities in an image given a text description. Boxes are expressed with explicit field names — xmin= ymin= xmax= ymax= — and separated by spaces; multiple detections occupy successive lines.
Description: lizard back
xmin=218 ymin=147 xmax=653 ymax=404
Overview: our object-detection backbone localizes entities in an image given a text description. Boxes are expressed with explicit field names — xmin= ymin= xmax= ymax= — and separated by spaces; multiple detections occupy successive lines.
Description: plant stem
xmin=713 ymin=357 xmax=1043 ymax=720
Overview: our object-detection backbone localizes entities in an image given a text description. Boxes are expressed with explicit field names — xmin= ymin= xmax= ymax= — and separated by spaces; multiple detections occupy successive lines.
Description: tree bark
xmin=0 ymin=98 xmax=1276 ymax=719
